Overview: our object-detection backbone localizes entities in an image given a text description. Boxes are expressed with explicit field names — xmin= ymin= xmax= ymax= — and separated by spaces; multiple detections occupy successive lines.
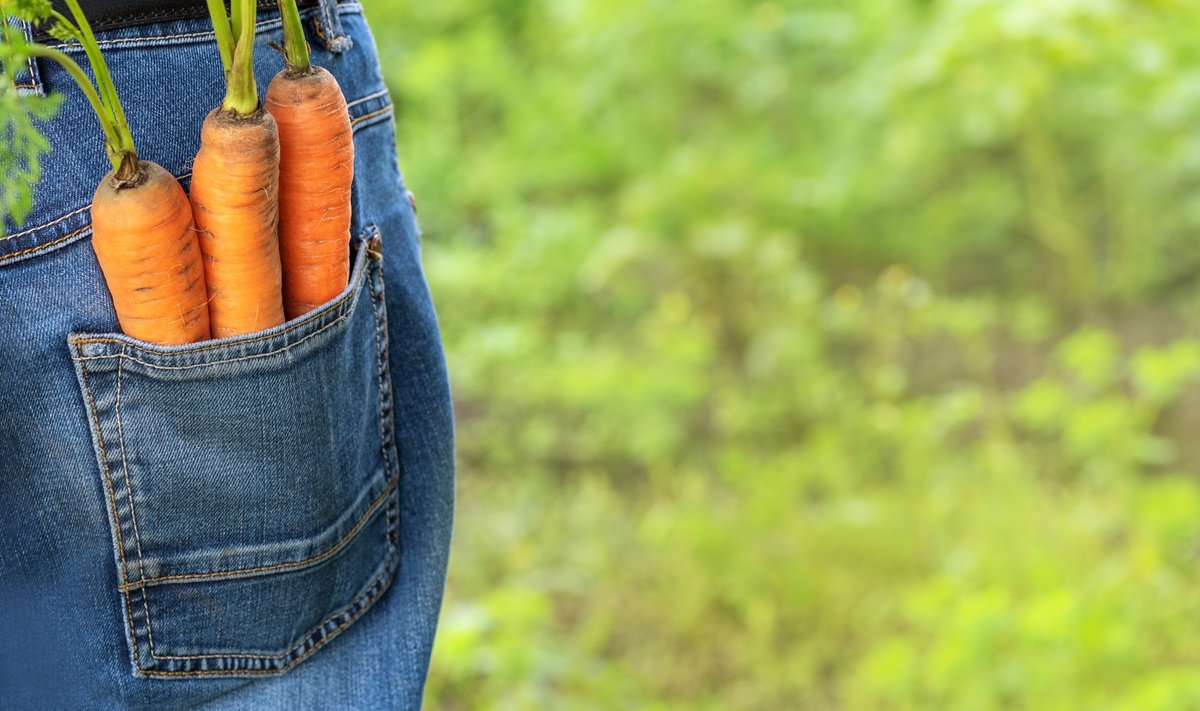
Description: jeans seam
xmin=77 ymin=358 xmax=146 ymax=673
xmin=351 ymin=105 xmax=393 ymax=130
xmin=115 ymin=351 xmax=165 ymax=659
xmin=312 ymin=0 xmax=352 ymax=53
xmin=345 ymin=88 xmax=388 ymax=109
xmin=15 ymin=17 xmax=42 ymax=94
xmin=0 ymin=225 xmax=91 ymax=264
xmin=366 ymin=226 xmax=399 ymax=483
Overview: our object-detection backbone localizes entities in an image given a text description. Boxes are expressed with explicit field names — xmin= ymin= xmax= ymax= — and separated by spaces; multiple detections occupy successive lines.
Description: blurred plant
xmin=0 ymin=10 xmax=60 ymax=236
xmin=361 ymin=0 xmax=1200 ymax=707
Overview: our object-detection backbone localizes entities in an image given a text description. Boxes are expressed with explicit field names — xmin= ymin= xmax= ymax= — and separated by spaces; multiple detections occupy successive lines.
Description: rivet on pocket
xmin=366 ymin=235 xmax=383 ymax=260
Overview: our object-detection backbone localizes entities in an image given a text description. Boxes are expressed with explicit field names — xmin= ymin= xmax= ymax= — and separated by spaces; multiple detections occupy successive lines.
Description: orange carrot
xmin=266 ymin=0 xmax=354 ymax=318
xmin=190 ymin=0 xmax=284 ymax=338
xmin=93 ymin=160 xmax=211 ymax=344
xmin=12 ymin=0 xmax=210 ymax=345
xmin=190 ymin=109 xmax=284 ymax=337
xmin=266 ymin=65 xmax=354 ymax=318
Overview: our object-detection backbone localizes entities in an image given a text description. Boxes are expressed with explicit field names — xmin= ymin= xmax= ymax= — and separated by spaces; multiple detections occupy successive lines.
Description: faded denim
xmin=0 ymin=2 xmax=455 ymax=709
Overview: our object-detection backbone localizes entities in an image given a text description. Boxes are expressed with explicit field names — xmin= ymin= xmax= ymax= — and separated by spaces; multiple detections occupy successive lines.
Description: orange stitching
xmin=121 ymin=476 xmax=398 ymax=590
xmin=115 ymin=353 xmax=148 ymax=572
xmin=78 ymin=362 xmax=131 ymax=584
xmin=351 ymin=105 xmax=392 ymax=126
xmin=319 ymin=0 xmax=335 ymax=41
xmin=75 ymin=313 xmax=351 ymax=369
xmin=0 ymin=204 xmax=88 ymax=243
xmin=137 ymin=555 xmax=395 ymax=677
xmin=367 ymin=240 xmax=395 ymax=478
xmin=0 ymin=225 xmax=89 ymax=263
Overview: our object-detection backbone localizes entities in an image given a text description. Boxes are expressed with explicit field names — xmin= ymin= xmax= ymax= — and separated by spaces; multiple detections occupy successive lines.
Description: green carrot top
xmin=206 ymin=0 xmax=262 ymax=115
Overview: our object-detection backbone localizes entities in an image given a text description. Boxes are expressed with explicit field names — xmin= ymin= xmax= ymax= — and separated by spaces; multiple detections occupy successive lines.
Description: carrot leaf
xmin=2 ymin=0 xmax=137 ymax=172
xmin=0 ymin=22 xmax=60 ymax=235
xmin=204 ymin=0 xmax=234 ymax=73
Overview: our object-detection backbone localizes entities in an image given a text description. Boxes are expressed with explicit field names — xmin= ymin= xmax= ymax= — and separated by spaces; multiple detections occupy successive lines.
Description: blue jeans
xmin=0 ymin=2 xmax=455 ymax=708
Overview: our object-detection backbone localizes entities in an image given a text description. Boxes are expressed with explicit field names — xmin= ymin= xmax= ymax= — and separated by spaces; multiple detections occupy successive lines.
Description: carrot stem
xmin=222 ymin=0 xmax=259 ymax=114
xmin=62 ymin=0 xmax=134 ymax=156
xmin=205 ymin=0 xmax=234 ymax=74
xmin=23 ymin=45 xmax=125 ymax=171
xmin=276 ymin=0 xmax=310 ymax=71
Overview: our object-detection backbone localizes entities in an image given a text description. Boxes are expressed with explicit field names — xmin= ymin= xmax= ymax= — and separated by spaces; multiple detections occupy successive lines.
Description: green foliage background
xmin=365 ymin=1 xmax=1200 ymax=707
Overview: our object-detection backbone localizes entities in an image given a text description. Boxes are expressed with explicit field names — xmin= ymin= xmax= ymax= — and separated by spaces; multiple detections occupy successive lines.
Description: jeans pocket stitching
xmin=74 ymin=313 xmax=352 ymax=370
xmin=137 ymin=541 xmax=400 ymax=677
xmin=133 ymin=490 xmax=398 ymax=662
xmin=120 ymin=475 xmax=398 ymax=590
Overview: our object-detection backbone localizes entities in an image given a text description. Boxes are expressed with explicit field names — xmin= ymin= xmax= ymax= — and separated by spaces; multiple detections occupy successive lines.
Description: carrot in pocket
xmin=7 ymin=0 xmax=210 ymax=345
xmin=190 ymin=0 xmax=285 ymax=338
xmin=265 ymin=0 xmax=354 ymax=318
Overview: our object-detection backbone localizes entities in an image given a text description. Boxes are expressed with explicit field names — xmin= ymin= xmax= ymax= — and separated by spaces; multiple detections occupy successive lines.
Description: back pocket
xmin=68 ymin=227 xmax=400 ymax=678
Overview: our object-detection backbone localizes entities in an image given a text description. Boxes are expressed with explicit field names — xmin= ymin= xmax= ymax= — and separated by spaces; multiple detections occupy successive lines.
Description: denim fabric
xmin=0 ymin=2 xmax=455 ymax=709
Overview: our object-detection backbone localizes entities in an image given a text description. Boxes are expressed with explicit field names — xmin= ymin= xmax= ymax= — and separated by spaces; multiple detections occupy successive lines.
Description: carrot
xmin=93 ymin=160 xmax=210 ymax=344
xmin=266 ymin=0 xmax=354 ymax=318
xmin=191 ymin=0 xmax=285 ymax=338
xmin=10 ymin=0 xmax=210 ymax=345
xmin=190 ymin=109 xmax=283 ymax=337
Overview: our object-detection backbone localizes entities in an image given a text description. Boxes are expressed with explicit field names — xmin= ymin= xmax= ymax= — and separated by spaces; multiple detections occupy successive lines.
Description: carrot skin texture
xmin=266 ymin=65 xmax=354 ymax=318
xmin=189 ymin=108 xmax=286 ymax=338
xmin=91 ymin=161 xmax=212 ymax=345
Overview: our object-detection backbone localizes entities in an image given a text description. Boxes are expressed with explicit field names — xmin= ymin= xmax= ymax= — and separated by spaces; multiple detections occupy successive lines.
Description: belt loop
xmin=311 ymin=0 xmax=353 ymax=54
xmin=4 ymin=16 xmax=46 ymax=96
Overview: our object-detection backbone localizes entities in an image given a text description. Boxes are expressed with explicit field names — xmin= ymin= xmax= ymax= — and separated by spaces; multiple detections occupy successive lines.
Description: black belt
xmin=35 ymin=0 xmax=322 ymax=40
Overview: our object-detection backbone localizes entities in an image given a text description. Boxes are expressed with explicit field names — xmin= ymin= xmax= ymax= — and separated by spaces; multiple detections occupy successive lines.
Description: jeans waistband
xmin=13 ymin=0 xmax=352 ymax=98
xmin=34 ymin=0 xmax=321 ymax=40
